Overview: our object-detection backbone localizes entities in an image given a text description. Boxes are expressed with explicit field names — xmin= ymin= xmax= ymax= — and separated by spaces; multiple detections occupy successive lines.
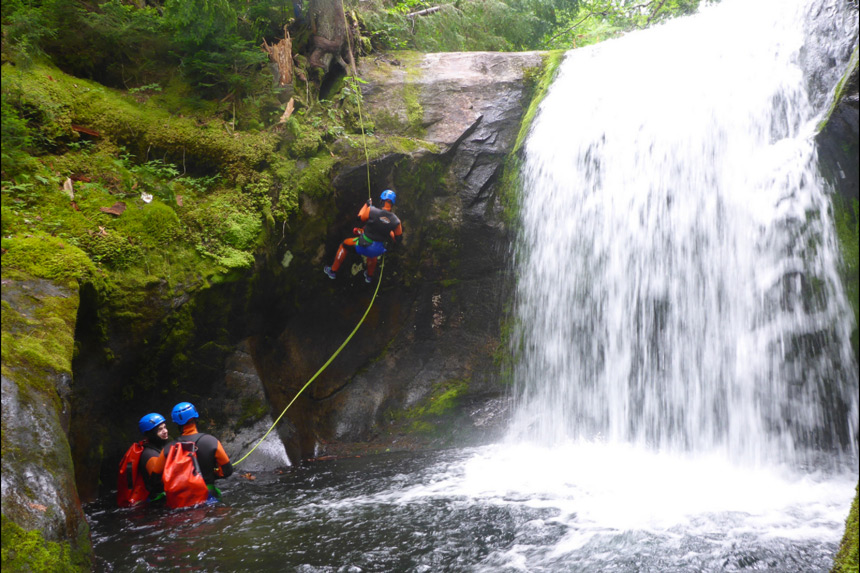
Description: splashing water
xmin=509 ymin=0 xmax=858 ymax=468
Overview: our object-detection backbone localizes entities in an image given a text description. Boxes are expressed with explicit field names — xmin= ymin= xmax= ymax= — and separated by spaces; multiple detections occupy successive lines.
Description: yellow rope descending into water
xmin=235 ymin=2 xmax=378 ymax=466
xmin=233 ymin=259 xmax=384 ymax=466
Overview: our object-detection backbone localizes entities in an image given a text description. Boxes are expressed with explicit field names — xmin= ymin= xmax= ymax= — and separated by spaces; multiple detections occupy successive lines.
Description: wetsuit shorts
xmin=356 ymin=241 xmax=386 ymax=258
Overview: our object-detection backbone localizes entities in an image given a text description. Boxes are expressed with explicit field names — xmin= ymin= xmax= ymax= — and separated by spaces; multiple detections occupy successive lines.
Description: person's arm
xmin=143 ymin=454 xmax=164 ymax=493
xmin=149 ymin=450 xmax=166 ymax=474
xmin=389 ymin=222 xmax=402 ymax=243
xmin=213 ymin=441 xmax=234 ymax=479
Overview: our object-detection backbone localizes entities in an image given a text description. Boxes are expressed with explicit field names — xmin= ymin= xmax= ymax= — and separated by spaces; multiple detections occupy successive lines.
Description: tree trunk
xmin=307 ymin=0 xmax=356 ymax=75
xmin=262 ymin=25 xmax=293 ymax=87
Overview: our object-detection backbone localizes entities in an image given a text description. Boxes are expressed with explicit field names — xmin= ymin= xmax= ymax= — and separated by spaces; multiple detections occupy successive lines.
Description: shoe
xmin=324 ymin=266 xmax=336 ymax=280
xmin=364 ymin=271 xmax=373 ymax=284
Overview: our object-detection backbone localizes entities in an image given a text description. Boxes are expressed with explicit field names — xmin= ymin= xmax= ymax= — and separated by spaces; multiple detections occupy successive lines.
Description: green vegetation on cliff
xmin=1 ymin=515 xmax=90 ymax=573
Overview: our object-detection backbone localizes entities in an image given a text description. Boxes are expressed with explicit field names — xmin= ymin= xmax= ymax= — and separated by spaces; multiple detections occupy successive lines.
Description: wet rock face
xmin=1 ymin=278 xmax=90 ymax=565
xmin=815 ymin=54 xmax=859 ymax=207
xmin=799 ymin=0 xmax=858 ymax=110
xmin=252 ymin=51 xmax=545 ymax=459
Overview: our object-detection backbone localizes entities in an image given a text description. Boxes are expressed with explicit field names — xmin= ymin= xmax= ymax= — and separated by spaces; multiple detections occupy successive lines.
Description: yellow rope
xmin=234 ymin=4 xmax=379 ymax=468
xmin=341 ymin=1 xmax=372 ymax=198
xmin=233 ymin=259 xmax=385 ymax=467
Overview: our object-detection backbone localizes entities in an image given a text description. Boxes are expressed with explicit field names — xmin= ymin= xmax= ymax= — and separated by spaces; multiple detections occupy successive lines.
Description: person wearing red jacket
xmin=117 ymin=412 xmax=169 ymax=506
xmin=324 ymin=189 xmax=402 ymax=284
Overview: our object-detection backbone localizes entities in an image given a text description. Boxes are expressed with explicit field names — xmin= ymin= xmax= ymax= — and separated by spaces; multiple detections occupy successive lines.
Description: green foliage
xmin=0 ymin=92 xmax=34 ymax=177
xmin=361 ymin=0 xmax=708 ymax=52
xmin=832 ymin=484 xmax=859 ymax=573
xmin=164 ymin=0 xmax=267 ymax=98
xmin=0 ymin=0 xmax=56 ymax=66
xmin=544 ymin=0 xmax=708 ymax=49
xmin=164 ymin=0 xmax=238 ymax=47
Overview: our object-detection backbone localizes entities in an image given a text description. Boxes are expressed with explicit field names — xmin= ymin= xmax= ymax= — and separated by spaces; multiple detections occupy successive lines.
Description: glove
xmin=353 ymin=227 xmax=363 ymax=236
xmin=366 ymin=198 xmax=372 ymax=207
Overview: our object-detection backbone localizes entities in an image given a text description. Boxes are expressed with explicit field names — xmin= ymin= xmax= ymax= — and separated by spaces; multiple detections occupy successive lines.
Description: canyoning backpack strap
xmin=162 ymin=435 xmax=210 ymax=509
xmin=117 ymin=441 xmax=149 ymax=507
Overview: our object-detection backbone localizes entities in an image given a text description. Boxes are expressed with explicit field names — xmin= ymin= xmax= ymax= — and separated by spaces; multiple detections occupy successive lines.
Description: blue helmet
xmin=171 ymin=402 xmax=199 ymax=426
xmin=139 ymin=413 xmax=166 ymax=434
xmin=380 ymin=189 xmax=396 ymax=205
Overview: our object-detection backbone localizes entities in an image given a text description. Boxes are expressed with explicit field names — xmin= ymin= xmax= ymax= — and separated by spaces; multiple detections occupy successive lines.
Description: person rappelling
xmin=324 ymin=189 xmax=402 ymax=284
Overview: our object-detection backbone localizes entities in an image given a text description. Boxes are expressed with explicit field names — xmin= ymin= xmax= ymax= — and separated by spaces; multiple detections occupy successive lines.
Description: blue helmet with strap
xmin=380 ymin=189 xmax=396 ymax=205
xmin=139 ymin=413 xmax=166 ymax=434
xmin=171 ymin=402 xmax=199 ymax=426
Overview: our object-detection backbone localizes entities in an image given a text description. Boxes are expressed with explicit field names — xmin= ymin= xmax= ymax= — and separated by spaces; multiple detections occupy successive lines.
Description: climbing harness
xmin=234 ymin=258 xmax=384 ymax=466
xmin=234 ymin=5 xmax=381 ymax=467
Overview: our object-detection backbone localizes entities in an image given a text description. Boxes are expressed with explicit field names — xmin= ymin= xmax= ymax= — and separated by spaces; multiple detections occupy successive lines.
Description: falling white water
xmin=509 ymin=0 xmax=859 ymax=468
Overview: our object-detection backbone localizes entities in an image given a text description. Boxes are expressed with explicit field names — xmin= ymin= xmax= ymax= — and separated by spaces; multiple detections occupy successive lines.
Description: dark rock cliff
xmin=0 ymin=50 xmax=548 ymax=565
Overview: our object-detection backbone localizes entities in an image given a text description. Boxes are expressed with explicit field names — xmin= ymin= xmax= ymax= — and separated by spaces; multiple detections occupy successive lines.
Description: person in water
xmin=324 ymin=189 xmax=403 ymax=284
xmin=152 ymin=402 xmax=234 ymax=507
xmin=117 ymin=412 xmax=170 ymax=506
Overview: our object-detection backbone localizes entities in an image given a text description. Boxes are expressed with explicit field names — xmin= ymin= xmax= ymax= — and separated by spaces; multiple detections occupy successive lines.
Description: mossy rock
xmin=1 ymin=515 xmax=90 ymax=573
xmin=832 ymin=484 xmax=859 ymax=573
xmin=1 ymin=63 xmax=278 ymax=180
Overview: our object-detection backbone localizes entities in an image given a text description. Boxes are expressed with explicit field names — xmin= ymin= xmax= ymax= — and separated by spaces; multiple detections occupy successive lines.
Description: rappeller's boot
xmin=365 ymin=257 xmax=378 ymax=284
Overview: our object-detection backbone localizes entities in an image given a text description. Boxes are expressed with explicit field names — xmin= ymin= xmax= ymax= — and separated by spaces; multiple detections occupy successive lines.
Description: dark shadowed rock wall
xmin=251 ymin=51 xmax=546 ymax=460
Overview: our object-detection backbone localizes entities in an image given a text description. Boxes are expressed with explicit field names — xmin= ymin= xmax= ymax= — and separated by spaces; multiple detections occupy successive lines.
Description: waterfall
xmin=509 ymin=0 xmax=859 ymax=468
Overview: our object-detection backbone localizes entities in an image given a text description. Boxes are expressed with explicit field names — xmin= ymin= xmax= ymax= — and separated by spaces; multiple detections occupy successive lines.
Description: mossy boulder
xmin=1 ymin=274 xmax=92 ymax=572
xmin=1 ymin=63 xmax=277 ymax=180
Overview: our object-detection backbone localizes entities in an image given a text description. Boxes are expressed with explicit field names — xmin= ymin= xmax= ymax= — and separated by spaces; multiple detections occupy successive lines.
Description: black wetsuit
xmin=138 ymin=442 xmax=164 ymax=495
xmin=363 ymin=206 xmax=401 ymax=243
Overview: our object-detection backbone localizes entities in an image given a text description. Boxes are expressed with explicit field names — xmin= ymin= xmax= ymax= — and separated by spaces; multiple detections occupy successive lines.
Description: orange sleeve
xmin=150 ymin=451 xmax=166 ymax=474
xmin=358 ymin=203 xmax=370 ymax=222
xmin=213 ymin=441 xmax=231 ymax=478
xmin=215 ymin=441 xmax=231 ymax=465
xmin=390 ymin=223 xmax=402 ymax=242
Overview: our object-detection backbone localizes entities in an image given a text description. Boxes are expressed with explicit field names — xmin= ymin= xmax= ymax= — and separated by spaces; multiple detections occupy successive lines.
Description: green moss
xmin=818 ymin=46 xmax=859 ymax=133
xmin=514 ymin=50 xmax=565 ymax=155
xmin=223 ymin=211 xmax=263 ymax=250
xmin=113 ymin=201 xmax=182 ymax=247
xmin=833 ymin=197 xmax=860 ymax=358
xmin=1 ymin=235 xmax=101 ymax=289
xmin=2 ymin=63 xmax=277 ymax=179
xmin=296 ymin=155 xmax=337 ymax=199
xmin=832 ymin=484 xmax=859 ymax=573
xmin=0 ymin=278 xmax=79 ymax=406
xmin=392 ymin=378 xmax=470 ymax=422
xmin=237 ymin=396 xmax=267 ymax=428
xmin=402 ymin=83 xmax=425 ymax=138
xmin=283 ymin=123 xmax=324 ymax=158
xmin=498 ymin=50 xmax=565 ymax=228
xmin=1 ymin=514 xmax=89 ymax=573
